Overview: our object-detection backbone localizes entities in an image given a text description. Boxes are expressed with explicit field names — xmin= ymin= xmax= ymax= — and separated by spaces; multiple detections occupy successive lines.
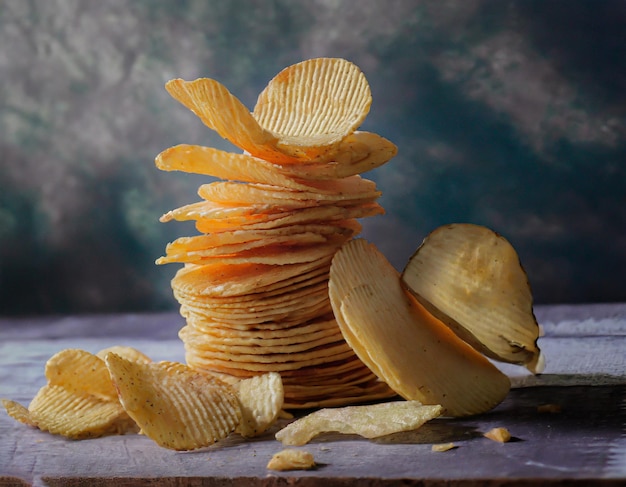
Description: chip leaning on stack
xmin=156 ymin=58 xmax=398 ymax=408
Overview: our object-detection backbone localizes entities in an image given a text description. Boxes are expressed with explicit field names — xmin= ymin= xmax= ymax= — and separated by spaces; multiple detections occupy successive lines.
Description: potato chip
xmin=432 ymin=443 xmax=456 ymax=452
xmin=235 ymin=372 xmax=284 ymax=438
xmin=27 ymin=384 xmax=136 ymax=440
xmin=254 ymin=58 xmax=371 ymax=160
xmin=484 ymin=427 xmax=512 ymax=443
xmin=2 ymin=399 xmax=35 ymax=427
xmin=44 ymin=349 xmax=118 ymax=401
xmin=401 ymin=223 xmax=543 ymax=372
xmin=267 ymin=449 xmax=316 ymax=471
xmin=274 ymin=132 xmax=397 ymax=180
xmin=275 ymin=401 xmax=443 ymax=446
xmin=95 ymin=346 xmax=152 ymax=364
xmin=329 ymin=239 xmax=511 ymax=417
xmin=105 ymin=353 xmax=241 ymax=450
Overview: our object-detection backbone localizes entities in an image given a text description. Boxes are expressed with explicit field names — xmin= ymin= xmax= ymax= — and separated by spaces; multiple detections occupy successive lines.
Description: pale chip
xmin=44 ymin=349 xmax=117 ymax=401
xmin=104 ymin=353 xmax=241 ymax=450
xmin=267 ymin=449 xmax=316 ymax=471
xmin=235 ymin=372 xmax=284 ymax=438
xmin=275 ymin=401 xmax=443 ymax=446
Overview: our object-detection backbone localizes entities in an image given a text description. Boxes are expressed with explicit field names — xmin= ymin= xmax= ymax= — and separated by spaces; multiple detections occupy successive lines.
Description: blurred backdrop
xmin=1 ymin=0 xmax=625 ymax=316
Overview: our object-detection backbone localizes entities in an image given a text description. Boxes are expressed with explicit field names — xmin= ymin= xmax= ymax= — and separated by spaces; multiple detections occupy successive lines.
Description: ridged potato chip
xmin=105 ymin=353 xmax=241 ymax=450
xmin=401 ymin=223 xmax=543 ymax=373
xmin=235 ymin=372 xmax=284 ymax=438
xmin=44 ymin=349 xmax=118 ymax=401
xmin=27 ymin=384 xmax=136 ymax=439
xmin=275 ymin=401 xmax=443 ymax=446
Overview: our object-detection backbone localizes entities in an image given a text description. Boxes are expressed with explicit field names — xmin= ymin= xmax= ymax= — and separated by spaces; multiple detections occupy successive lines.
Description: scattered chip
xmin=431 ymin=443 xmax=456 ymax=452
xmin=484 ymin=427 xmax=512 ymax=443
xmin=275 ymin=401 xmax=443 ymax=446
xmin=104 ymin=353 xmax=241 ymax=450
xmin=537 ymin=403 xmax=562 ymax=414
xmin=267 ymin=449 xmax=316 ymax=471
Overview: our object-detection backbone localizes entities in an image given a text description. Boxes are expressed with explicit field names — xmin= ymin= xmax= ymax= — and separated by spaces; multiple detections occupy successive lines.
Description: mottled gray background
xmin=1 ymin=0 xmax=625 ymax=316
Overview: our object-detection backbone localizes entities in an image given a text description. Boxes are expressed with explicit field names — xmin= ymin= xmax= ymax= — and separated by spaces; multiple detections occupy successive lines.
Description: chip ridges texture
xmin=158 ymin=58 xmax=397 ymax=408
xmin=105 ymin=354 xmax=241 ymax=450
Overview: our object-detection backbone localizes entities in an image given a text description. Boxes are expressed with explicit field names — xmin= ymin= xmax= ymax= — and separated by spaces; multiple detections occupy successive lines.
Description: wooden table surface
xmin=1 ymin=303 xmax=625 ymax=486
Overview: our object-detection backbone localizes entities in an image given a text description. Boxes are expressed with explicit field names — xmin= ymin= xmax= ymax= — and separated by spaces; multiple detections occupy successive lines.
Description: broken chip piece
xmin=267 ymin=449 xmax=316 ymax=471
xmin=275 ymin=401 xmax=442 ymax=446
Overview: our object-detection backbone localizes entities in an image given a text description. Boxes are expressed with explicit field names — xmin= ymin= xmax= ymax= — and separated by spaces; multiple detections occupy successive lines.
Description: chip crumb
xmin=537 ymin=403 xmax=562 ymax=414
xmin=267 ymin=449 xmax=315 ymax=471
xmin=431 ymin=442 xmax=456 ymax=452
xmin=484 ymin=427 xmax=511 ymax=443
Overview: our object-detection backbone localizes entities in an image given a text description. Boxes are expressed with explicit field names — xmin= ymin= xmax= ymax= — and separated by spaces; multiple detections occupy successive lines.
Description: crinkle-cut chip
xmin=329 ymin=239 xmax=511 ymax=417
xmin=104 ymin=354 xmax=241 ymax=451
xmin=193 ymin=202 xmax=383 ymax=234
xmin=235 ymin=372 xmax=284 ymax=438
xmin=275 ymin=132 xmax=397 ymax=180
xmin=401 ymin=223 xmax=543 ymax=372
xmin=275 ymin=401 xmax=443 ymax=446
xmin=165 ymin=77 xmax=288 ymax=163
xmin=27 ymin=384 xmax=136 ymax=439
xmin=44 ymin=349 xmax=118 ymax=401
xmin=96 ymin=346 xmax=152 ymax=364
xmin=253 ymin=58 xmax=371 ymax=160
xmin=166 ymin=59 xmax=371 ymax=163
xmin=267 ymin=449 xmax=316 ymax=471
xmin=197 ymin=180 xmax=380 ymax=207
xmin=2 ymin=399 xmax=35 ymax=426
xmin=484 ymin=427 xmax=512 ymax=443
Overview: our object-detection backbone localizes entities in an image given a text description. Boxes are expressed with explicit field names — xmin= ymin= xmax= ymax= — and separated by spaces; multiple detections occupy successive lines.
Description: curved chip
xmin=235 ymin=372 xmax=284 ymax=438
xmin=329 ymin=239 xmax=511 ymax=417
xmin=104 ymin=353 xmax=241 ymax=451
xmin=401 ymin=223 xmax=543 ymax=373
xmin=254 ymin=57 xmax=371 ymax=160
xmin=275 ymin=401 xmax=443 ymax=446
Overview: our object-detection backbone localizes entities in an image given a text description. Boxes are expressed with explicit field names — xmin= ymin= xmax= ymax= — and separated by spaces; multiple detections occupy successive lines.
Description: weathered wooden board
xmin=1 ymin=304 xmax=625 ymax=486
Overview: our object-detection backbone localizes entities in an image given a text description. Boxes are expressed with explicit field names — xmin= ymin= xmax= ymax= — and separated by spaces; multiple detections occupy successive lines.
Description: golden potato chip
xmin=193 ymin=202 xmax=383 ymax=234
xmin=95 ymin=346 xmax=152 ymax=364
xmin=105 ymin=353 xmax=241 ymax=450
xmin=401 ymin=223 xmax=543 ymax=372
xmin=253 ymin=58 xmax=371 ymax=160
xmin=27 ymin=384 xmax=136 ymax=440
xmin=165 ymin=77 xmax=289 ymax=163
xmin=329 ymin=239 xmax=511 ymax=417
xmin=44 ymin=349 xmax=117 ymax=401
xmin=267 ymin=449 xmax=316 ymax=471
xmin=2 ymin=399 xmax=35 ymax=427
xmin=432 ymin=443 xmax=456 ymax=452
xmin=235 ymin=372 xmax=284 ymax=438
xmin=275 ymin=401 xmax=443 ymax=446
xmin=274 ymin=132 xmax=397 ymax=180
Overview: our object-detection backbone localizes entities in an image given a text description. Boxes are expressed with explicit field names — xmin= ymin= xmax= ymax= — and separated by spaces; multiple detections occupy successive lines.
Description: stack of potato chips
xmin=156 ymin=58 xmax=398 ymax=408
